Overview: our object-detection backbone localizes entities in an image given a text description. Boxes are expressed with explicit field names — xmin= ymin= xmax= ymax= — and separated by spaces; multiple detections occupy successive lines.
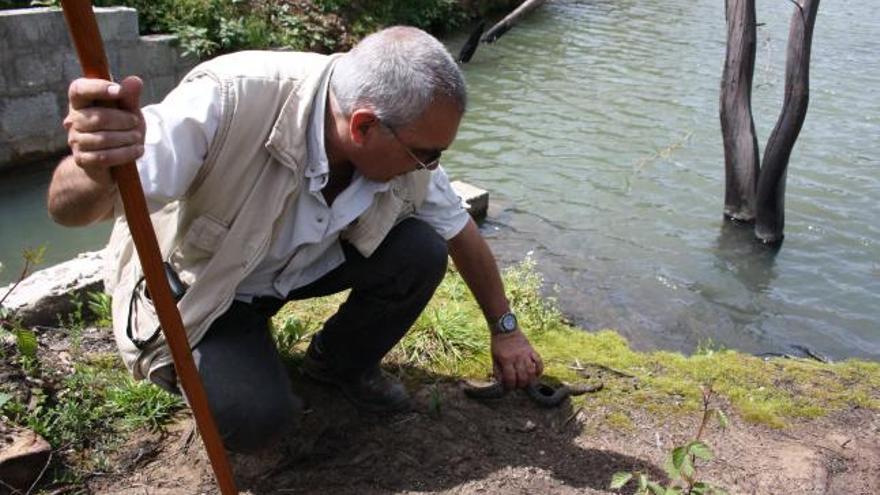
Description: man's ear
xmin=349 ymin=109 xmax=379 ymax=146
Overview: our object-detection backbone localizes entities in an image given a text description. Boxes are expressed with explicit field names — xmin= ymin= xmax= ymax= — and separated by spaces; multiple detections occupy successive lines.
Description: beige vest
xmin=105 ymin=51 xmax=431 ymax=381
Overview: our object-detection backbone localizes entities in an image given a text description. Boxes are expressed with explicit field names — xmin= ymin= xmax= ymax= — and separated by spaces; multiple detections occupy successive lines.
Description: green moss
xmin=605 ymin=410 xmax=635 ymax=431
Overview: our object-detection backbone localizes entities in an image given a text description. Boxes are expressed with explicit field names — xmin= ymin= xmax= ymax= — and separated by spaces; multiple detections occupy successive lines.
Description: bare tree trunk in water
xmin=720 ymin=0 xmax=759 ymax=221
xmin=755 ymin=0 xmax=820 ymax=244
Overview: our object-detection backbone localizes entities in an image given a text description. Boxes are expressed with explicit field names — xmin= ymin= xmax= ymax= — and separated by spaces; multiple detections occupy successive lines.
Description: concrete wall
xmin=0 ymin=7 xmax=197 ymax=171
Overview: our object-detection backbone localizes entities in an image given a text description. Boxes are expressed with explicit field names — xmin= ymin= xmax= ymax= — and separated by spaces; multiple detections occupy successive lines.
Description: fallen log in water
xmin=458 ymin=20 xmax=485 ymax=63
xmin=482 ymin=0 xmax=547 ymax=44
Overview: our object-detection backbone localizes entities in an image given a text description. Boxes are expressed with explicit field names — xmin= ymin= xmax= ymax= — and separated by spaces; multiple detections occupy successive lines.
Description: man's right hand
xmin=64 ymin=76 xmax=145 ymax=185
xmin=48 ymin=76 xmax=145 ymax=226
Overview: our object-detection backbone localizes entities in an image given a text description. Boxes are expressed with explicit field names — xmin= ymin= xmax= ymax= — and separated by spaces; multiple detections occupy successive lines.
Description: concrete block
xmin=105 ymin=41 xmax=136 ymax=80
xmin=0 ymin=92 xmax=59 ymax=141
xmin=95 ymin=7 xmax=139 ymax=41
xmin=117 ymin=40 xmax=173 ymax=78
xmin=143 ymin=75 xmax=178 ymax=106
xmin=451 ymin=180 xmax=489 ymax=221
xmin=61 ymin=51 xmax=84 ymax=82
xmin=14 ymin=50 xmax=65 ymax=90
xmin=0 ymin=8 xmax=68 ymax=49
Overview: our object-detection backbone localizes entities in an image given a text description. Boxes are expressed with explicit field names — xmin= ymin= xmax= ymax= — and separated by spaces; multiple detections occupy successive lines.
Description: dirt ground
xmin=3 ymin=324 xmax=878 ymax=494
xmin=87 ymin=367 xmax=880 ymax=495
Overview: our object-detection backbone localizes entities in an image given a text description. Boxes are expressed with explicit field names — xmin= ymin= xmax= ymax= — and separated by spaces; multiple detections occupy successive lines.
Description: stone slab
xmin=0 ymin=251 xmax=104 ymax=328
xmin=450 ymin=180 xmax=490 ymax=221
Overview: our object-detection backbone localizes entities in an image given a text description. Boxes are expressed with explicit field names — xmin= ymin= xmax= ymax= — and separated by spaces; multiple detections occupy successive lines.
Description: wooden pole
xmin=58 ymin=2 xmax=238 ymax=493
xmin=719 ymin=0 xmax=760 ymax=222
xmin=755 ymin=0 xmax=820 ymax=244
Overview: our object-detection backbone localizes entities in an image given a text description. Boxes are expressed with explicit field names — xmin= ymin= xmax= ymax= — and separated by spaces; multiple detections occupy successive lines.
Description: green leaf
xmin=680 ymin=456 xmax=695 ymax=478
xmin=671 ymin=445 xmax=688 ymax=470
xmin=716 ymin=409 xmax=729 ymax=429
xmin=14 ymin=329 xmax=37 ymax=359
xmin=691 ymin=482 xmax=707 ymax=495
xmin=665 ymin=487 xmax=683 ymax=495
xmin=647 ymin=481 xmax=665 ymax=495
xmin=609 ymin=472 xmax=633 ymax=490
xmin=688 ymin=441 xmax=714 ymax=461
xmin=664 ymin=455 xmax=681 ymax=480
xmin=638 ymin=474 xmax=648 ymax=492
xmin=22 ymin=245 xmax=46 ymax=267
xmin=0 ymin=392 xmax=11 ymax=409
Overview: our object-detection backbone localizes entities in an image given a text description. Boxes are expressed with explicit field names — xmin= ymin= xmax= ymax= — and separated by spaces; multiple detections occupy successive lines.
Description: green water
xmin=0 ymin=161 xmax=111 ymax=286
xmin=441 ymin=0 xmax=879 ymax=359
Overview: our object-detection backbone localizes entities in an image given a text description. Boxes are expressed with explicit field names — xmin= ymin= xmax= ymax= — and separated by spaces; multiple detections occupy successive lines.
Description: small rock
xmin=0 ymin=425 xmax=52 ymax=491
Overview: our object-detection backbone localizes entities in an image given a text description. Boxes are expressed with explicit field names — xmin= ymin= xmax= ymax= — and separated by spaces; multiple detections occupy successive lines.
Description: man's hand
xmin=491 ymin=330 xmax=544 ymax=390
xmin=49 ymin=76 xmax=145 ymax=226
xmin=64 ymin=76 xmax=146 ymax=185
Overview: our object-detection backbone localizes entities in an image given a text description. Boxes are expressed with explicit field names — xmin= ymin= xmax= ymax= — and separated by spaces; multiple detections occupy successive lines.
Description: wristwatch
xmin=491 ymin=311 xmax=518 ymax=335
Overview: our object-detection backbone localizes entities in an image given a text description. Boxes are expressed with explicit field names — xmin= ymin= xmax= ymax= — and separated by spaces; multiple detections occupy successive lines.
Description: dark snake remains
xmin=462 ymin=380 xmax=604 ymax=408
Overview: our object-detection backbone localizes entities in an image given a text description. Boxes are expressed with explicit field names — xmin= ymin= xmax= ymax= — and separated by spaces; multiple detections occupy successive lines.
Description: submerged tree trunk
xmin=755 ymin=0 xmax=820 ymax=244
xmin=720 ymin=0 xmax=760 ymax=222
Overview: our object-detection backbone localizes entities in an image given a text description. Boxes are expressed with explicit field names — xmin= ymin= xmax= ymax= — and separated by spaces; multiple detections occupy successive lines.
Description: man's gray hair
xmin=330 ymin=26 xmax=467 ymax=129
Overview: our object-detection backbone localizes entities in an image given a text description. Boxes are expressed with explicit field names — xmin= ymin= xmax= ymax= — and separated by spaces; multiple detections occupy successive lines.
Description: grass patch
xmin=0 ymin=348 xmax=183 ymax=485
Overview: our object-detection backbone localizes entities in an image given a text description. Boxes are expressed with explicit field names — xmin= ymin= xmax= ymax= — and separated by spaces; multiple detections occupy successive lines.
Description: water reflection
xmin=712 ymin=220 xmax=780 ymax=294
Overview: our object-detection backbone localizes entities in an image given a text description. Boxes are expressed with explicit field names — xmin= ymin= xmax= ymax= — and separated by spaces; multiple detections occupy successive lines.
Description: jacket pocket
xmin=183 ymin=214 xmax=229 ymax=255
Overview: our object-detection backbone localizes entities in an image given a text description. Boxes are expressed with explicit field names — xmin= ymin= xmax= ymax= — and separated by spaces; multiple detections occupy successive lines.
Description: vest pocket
xmin=183 ymin=214 xmax=230 ymax=255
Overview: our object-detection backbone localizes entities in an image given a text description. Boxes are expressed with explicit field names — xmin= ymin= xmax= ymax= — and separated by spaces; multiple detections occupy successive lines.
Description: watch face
xmin=500 ymin=313 xmax=517 ymax=332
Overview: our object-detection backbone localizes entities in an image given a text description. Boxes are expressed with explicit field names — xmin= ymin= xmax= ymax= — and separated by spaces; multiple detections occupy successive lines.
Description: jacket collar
xmin=265 ymin=53 xmax=342 ymax=171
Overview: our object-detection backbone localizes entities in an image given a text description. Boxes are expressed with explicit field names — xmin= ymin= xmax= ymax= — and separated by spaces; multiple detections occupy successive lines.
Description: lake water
xmin=0 ymin=161 xmax=111 ymax=286
xmin=1 ymin=0 xmax=877 ymax=359
xmin=442 ymin=0 xmax=879 ymax=360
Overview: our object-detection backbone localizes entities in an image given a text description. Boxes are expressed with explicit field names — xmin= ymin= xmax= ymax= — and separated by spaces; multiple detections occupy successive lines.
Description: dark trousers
xmin=152 ymin=218 xmax=448 ymax=452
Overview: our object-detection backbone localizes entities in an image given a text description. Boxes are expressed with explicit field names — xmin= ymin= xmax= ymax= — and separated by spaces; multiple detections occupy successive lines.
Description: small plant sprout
xmin=428 ymin=385 xmax=443 ymax=417
xmin=1 ymin=247 xmax=47 ymax=372
xmin=610 ymin=385 xmax=729 ymax=495
xmin=1 ymin=245 xmax=46 ymax=323
xmin=87 ymin=290 xmax=113 ymax=328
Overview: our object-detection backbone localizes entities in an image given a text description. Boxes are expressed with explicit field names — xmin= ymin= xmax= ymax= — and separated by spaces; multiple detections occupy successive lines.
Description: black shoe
xmin=302 ymin=338 xmax=411 ymax=413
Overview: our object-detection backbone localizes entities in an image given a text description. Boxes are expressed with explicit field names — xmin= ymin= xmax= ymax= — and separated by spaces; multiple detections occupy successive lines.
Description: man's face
xmin=351 ymin=97 xmax=462 ymax=182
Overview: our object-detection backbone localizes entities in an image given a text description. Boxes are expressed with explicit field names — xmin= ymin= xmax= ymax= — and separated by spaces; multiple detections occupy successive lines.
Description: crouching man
xmin=47 ymin=26 xmax=543 ymax=453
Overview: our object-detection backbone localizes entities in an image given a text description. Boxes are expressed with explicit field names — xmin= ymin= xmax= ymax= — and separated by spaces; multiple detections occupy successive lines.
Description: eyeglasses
xmin=381 ymin=121 xmax=442 ymax=171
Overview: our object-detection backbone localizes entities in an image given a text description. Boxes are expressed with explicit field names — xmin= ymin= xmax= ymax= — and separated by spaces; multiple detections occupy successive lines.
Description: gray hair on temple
xmin=330 ymin=26 xmax=467 ymax=129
